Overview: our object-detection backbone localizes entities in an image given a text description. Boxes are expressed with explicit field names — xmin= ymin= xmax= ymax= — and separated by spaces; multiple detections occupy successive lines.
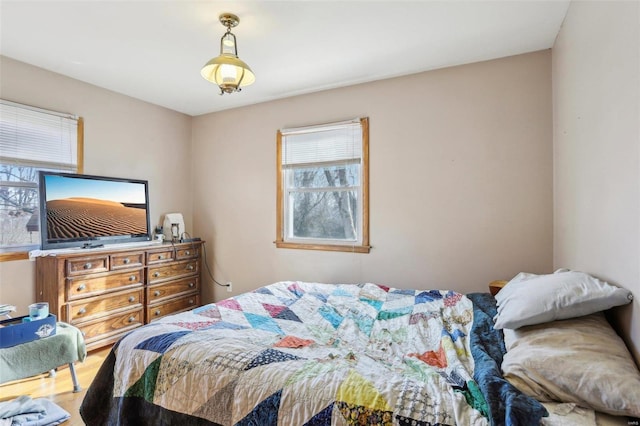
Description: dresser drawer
xmin=147 ymin=260 xmax=198 ymax=284
xmin=176 ymin=247 xmax=199 ymax=260
xmin=148 ymin=294 xmax=199 ymax=321
xmin=66 ymin=256 xmax=109 ymax=276
xmin=147 ymin=249 xmax=175 ymax=264
xmin=77 ymin=308 xmax=143 ymax=343
xmin=67 ymin=269 xmax=143 ymax=300
xmin=147 ymin=277 xmax=199 ymax=303
xmin=68 ymin=288 xmax=144 ymax=324
xmin=111 ymin=252 xmax=144 ymax=270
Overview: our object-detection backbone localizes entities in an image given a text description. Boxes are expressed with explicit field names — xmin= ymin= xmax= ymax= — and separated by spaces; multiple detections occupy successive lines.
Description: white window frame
xmin=276 ymin=117 xmax=370 ymax=253
xmin=0 ymin=99 xmax=83 ymax=261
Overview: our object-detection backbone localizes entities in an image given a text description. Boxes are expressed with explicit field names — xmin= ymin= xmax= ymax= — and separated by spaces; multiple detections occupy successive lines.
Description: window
xmin=276 ymin=117 xmax=370 ymax=253
xmin=0 ymin=100 xmax=83 ymax=260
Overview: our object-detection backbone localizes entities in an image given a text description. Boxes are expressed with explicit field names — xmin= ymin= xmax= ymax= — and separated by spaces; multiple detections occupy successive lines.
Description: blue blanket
xmin=467 ymin=293 xmax=547 ymax=425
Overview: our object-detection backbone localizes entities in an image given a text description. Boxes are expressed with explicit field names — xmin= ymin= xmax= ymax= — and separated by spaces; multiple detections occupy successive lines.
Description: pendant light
xmin=201 ymin=13 xmax=255 ymax=95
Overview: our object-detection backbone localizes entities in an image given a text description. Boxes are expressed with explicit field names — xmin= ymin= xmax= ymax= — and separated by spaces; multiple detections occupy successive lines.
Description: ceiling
xmin=0 ymin=1 xmax=570 ymax=117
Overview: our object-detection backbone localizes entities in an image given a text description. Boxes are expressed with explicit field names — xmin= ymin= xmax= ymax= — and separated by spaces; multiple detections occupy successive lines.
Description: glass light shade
xmin=221 ymin=33 xmax=236 ymax=55
xmin=201 ymin=54 xmax=256 ymax=93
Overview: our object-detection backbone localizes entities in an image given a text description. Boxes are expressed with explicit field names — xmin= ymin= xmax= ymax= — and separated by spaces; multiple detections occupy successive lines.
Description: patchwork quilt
xmin=80 ymin=282 xmax=545 ymax=426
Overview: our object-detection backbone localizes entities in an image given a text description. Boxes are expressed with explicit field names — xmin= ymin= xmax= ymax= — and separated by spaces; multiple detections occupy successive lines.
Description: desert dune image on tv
xmin=44 ymin=175 xmax=147 ymax=241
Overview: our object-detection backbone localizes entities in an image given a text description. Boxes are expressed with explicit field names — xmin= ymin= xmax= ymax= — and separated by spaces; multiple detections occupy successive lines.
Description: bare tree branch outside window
xmin=290 ymin=164 xmax=359 ymax=240
xmin=0 ymin=165 xmax=40 ymax=247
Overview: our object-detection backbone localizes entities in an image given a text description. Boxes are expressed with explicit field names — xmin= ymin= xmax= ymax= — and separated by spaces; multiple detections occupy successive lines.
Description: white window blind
xmin=0 ymin=99 xmax=78 ymax=171
xmin=281 ymin=119 xmax=362 ymax=168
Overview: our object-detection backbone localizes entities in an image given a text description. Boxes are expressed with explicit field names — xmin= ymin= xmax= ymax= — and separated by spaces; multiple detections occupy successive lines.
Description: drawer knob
xmin=83 ymin=262 xmax=92 ymax=269
xmin=123 ymin=258 xmax=130 ymax=264
xmin=189 ymin=299 xmax=194 ymax=305
xmin=77 ymin=284 xmax=86 ymax=291
xmin=128 ymin=316 xmax=135 ymax=323
xmin=188 ymin=282 xmax=194 ymax=288
xmin=185 ymin=251 xmax=190 ymax=255
xmin=154 ymin=310 xmax=161 ymax=316
xmin=158 ymin=255 xmax=164 ymax=260
xmin=154 ymin=290 xmax=161 ymax=297
xmin=187 ymin=264 xmax=194 ymax=271
xmin=78 ymin=308 xmax=86 ymax=315
xmin=128 ymin=296 xmax=135 ymax=302
xmin=153 ymin=272 xmax=160 ymax=277
xmin=129 ymin=275 xmax=136 ymax=281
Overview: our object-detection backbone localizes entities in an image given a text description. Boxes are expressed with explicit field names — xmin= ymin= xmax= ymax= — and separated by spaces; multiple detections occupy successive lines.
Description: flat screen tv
xmin=38 ymin=171 xmax=151 ymax=250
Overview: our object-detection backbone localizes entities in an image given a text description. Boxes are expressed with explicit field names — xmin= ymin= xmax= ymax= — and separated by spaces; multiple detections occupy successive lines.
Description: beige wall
xmin=553 ymin=1 xmax=640 ymax=362
xmin=0 ymin=56 xmax=193 ymax=316
xmin=0 ymin=52 xmax=555 ymax=327
xmin=192 ymin=51 xmax=554 ymax=304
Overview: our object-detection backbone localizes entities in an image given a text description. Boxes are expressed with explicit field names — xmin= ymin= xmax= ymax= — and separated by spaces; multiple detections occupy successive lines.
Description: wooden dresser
xmin=35 ymin=241 xmax=203 ymax=350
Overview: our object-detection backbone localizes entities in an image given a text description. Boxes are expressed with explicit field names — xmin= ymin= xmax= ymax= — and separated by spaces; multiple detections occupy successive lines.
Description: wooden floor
xmin=0 ymin=346 xmax=110 ymax=426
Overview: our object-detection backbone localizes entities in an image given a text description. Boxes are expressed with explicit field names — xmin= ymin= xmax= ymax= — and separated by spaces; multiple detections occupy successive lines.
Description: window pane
xmin=289 ymin=189 xmax=358 ymax=240
xmin=291 ymin=164 xmax=360 ymax=189
xmin=0 ymin=164 xmax=40 ymax=248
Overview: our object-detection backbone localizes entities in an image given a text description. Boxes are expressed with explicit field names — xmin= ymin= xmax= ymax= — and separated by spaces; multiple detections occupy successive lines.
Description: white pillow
xmin=494 ymin=270 xmax=632 ymax=329
xmin=501 ymin=313 xmax=640 ymax=417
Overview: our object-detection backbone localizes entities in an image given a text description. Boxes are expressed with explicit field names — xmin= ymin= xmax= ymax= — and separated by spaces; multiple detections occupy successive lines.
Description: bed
xmin=80 ymin=273 xmax=639 ymax=426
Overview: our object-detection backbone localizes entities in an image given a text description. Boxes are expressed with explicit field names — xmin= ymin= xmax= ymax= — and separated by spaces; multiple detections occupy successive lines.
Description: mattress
xmin=80 ymin=281 xmax=546 ymax=425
